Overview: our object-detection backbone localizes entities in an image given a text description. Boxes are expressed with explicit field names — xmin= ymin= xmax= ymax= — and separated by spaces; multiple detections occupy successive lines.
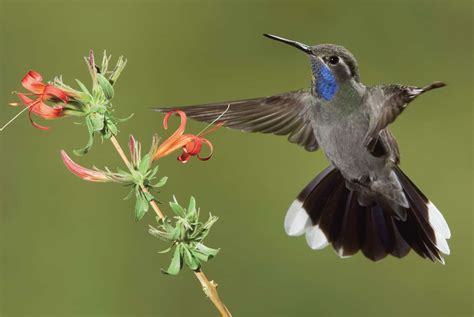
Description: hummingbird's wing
xmin=364 ymin=82 xmax=446 ymax=155
xmin=154 ymin=90 xmax=319 ymax=151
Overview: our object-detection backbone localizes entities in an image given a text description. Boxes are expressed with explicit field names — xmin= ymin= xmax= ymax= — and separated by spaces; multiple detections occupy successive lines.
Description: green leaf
xmin=187 ymin=196 xmax=197 ymax=218
xmin=96 ymin=73 xmax=114 ymax=99
xmin=75 ymin=79 xmax=91 ymax=96
xmin=157 ymin=245 xmax=173 ymax=254
xmin=183 ymin=246 xmax=200 ymax=270
xmin=115 ymin=113 xmax=134 ymax=123
xmin=153 ymin=176 xmax=168 ymax=188
xmin=73 ymin=117 xmax=95 ymax=155
xmin=170 ymin=225 xmax=181 ymax=241
xmin=161 ymin=245 xmax=182 ymax=275
xmin=89 ymin=113 xmax=105 ymax=132
xmin=142 ymin=190 xmax=155 ymax=202
xmin=195 ymin=243 xmax=219 ymax=259
xmin=106 ymin=121 xmax=118 ymax=136
xmin=147 ymin=166 xmax=159 ymax=178
xmin=169 ymin=201 xmax=186 ymax=218
xmin=134 ymin=191 xmax=149 ymax=221
xmin=138 ymin=154 xmax=151 ymax=174
xmin=148 ymin=224 xmax=174 ymax=242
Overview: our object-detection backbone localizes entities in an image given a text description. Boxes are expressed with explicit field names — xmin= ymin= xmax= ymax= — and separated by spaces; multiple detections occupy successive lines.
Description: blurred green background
xmin=0 ymin=0 xmax=472 ymax=316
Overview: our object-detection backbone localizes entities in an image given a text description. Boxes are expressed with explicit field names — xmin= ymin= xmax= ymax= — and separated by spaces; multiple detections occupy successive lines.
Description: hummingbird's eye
xmin=328 ymin=56 xmax=339 ymax=65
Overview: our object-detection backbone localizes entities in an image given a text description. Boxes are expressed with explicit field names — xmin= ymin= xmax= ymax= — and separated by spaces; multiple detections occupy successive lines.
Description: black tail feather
xmin=285 ymin=166 xmax=450 ymax=263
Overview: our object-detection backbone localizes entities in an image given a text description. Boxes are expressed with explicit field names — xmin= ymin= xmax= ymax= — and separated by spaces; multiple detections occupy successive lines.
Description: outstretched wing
xmin=364 ymin=82 xmax=446 ymax=154
xmin=154 ymin=90 xmax=319 ymax=152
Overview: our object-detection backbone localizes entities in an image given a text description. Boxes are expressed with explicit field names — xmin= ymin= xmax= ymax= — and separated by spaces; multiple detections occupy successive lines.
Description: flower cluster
xmin=154 ymin=110 xmax=223 ymax=163
xmin=14 ymin=51 xmax=130 ymax=154
xmin=61 ymin=109 xmax=221 ymax=220
xmin=15 ymin=70 xmax=73 ymax=130
xmin=10 ymin=51 xmax=229 ymax=313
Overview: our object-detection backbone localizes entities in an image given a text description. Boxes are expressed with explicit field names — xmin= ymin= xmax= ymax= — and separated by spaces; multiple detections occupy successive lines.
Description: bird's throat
xmin=312 ymin=61 xmax=338 ymax=101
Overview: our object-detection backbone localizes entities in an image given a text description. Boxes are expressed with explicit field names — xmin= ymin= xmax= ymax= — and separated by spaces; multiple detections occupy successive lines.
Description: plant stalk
xmin=109 ymin=135 xmax=232 ymax=317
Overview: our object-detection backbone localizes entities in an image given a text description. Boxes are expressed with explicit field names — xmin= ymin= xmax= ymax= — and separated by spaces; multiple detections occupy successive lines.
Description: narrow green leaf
xmin=148 ymin=225 xmax=174 ymax=242
xmin=195 ymin=243 xmax=219 ymax=259
xmin=139 ymin=154 xmax=151 ymax=174
xmin=183 ymin=246 xmax=200 ymax=270
xmin=171 ymin=226 xmax=181 ymax=241
xmin=161 ymin=245 xmax=182 ymax=275
xmin=115 ymin=113 xmax=134 ymax=123
xmin=73 ymin=117 xmax=95 ymax=155
xmin=187 ymin=196 xmax=197 ymax=218
xmin=97 ymin=73 xmax=114 ymax=99
xmin=134 ymin=191 xmax=149 ymax=221
xmin=123 ymin=187 xmax=135 ymax=200
xmin=157 ymin=245 xmax=173 ymax=254
xmin=75 ymin=79 xmax=91 ymax=96
xmin=152 ymin=176 xmax=168 ymax=188
xmin=169 ymin=201 xmax=186 ymax=217
xmin=142 ymin=190 xmax=155 ymax=202
xmin=146 ymin=166 xmax=159 ymax=178
xmin=193 ymin=249 xmax=211 ymax=262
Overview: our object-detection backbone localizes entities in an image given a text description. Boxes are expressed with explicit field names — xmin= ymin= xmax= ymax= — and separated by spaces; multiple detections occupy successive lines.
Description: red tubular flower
xmin=153 ymin=111 xmax=222 ymax=163
xmin=60 ymin=150 xmax=110 ymax=182
xmin=16 ymin=70 xmax=72 ymax=130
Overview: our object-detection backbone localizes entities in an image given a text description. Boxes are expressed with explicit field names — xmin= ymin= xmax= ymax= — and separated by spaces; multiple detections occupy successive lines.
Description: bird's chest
xmin=313 ymin=105 xmax=380 ymax=179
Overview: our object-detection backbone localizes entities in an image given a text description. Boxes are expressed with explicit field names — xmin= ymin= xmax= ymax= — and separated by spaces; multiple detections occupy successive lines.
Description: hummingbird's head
xmin=263 ymin=34 xmax=360 ymax=101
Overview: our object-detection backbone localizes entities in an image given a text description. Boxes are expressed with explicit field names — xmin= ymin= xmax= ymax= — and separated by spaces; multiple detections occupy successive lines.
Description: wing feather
xmin=154 ymin=90 xmax=320 ymax=152
xmin=364 ymin=82 xmax=445 ymax=155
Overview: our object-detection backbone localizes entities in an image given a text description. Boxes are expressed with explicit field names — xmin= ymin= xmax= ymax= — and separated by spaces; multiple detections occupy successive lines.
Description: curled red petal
xmin=34 ymin=101 xmax=64 ymax=119
xmin=17 ymin=90 xmax=64 ymax=122
xmin=21 ymin=70 xmax=46 ymax=94
xmin=154 ymin=111 xmax=188 ymax=159
xmin=182 ymin=138 xmax=202 ymax=155
xmin=176 ymin=136 xmax=213 ymax=163
xmin=178 ymin=152 xmax=191 ymax=163
xmin=163 ymin=110 xmax=187 ymax=135
xmin=29 ymin=112 xmax=49 ymax=130
xmin=155 ymin=111 xmax=220 ymax=163
xmin=43 ymin=84 xmax=70 ymax=103
xmin=60 ymin=150 xmax=110 ymax=182
xmin=16 ymin=94 xmax=49 ymax=130
xmin=196 ymin=138 xmax=214 ymax=161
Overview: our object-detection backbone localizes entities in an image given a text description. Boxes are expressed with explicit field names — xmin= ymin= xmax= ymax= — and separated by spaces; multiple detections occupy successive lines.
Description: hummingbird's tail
xmin=284 ymin=166 xmax=451 ymax=263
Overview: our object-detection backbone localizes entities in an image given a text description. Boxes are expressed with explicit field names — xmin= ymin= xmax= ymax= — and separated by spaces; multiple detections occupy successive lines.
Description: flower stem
xmin=109 ymin=135 xmax=232 ymax=317
xmin=195 ymin=269 xmax=233 ymax=317
xmin=110 ymin=135 xmax=165 ymax=218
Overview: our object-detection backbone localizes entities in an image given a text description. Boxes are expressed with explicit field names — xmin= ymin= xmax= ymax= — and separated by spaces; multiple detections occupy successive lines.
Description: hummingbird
xmin=155 ymin=34 xmax=450 ymax=263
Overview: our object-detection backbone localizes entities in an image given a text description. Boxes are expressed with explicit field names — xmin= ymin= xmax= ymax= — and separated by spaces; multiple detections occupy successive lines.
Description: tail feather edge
xmin=284 ymin=166 xmax=450 ymax=263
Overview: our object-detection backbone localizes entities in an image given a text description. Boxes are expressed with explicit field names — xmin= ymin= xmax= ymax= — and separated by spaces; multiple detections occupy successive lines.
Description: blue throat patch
xmin=312 ymin=61 xmax=338 ymax=101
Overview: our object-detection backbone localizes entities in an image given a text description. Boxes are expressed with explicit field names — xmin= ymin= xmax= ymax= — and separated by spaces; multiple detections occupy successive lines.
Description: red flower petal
xmin=177 ymin=152 xmax=191 ymax=163
xmin=21 ymin=70 xmax=46 ymax=94
xmin=154 ymin=110 xmax=220 ymax=163
xmin=16 ymin=74 xmax=66 ymax=130
xmin=183 ymin=138 xmax=202 ymax=155
xmin=196 ymin=138 xmax=214 ymax=161
xmin=60 ymin=150 xmax=110 ymax=182
xmin=129 ymin=135 xmax=137 ymax=160
xmin=43 ymin=84 xmax=70 ymax=103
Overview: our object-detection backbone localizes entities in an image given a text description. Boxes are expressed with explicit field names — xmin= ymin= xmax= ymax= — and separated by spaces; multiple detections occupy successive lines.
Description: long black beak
xmin=263 ymin=34 xmax=313 ymax=55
